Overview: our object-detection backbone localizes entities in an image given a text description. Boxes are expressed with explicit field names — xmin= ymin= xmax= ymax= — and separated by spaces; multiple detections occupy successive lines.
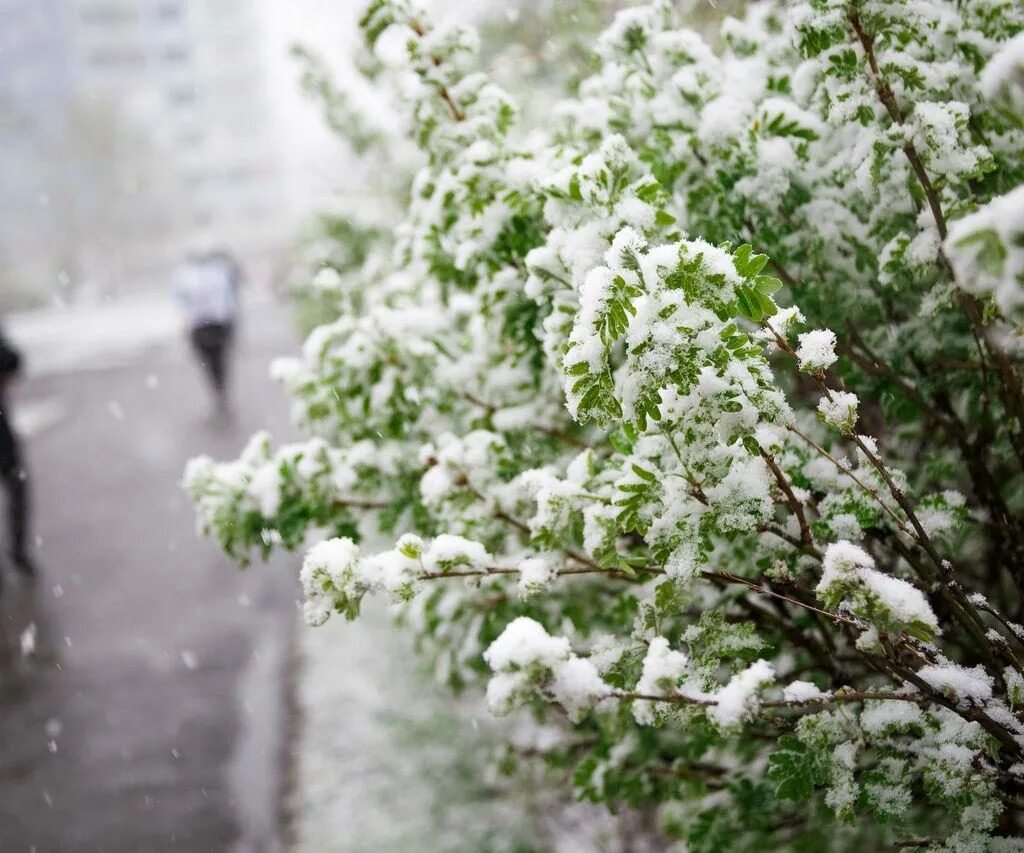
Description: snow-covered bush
xmin=187 ymin=0 xmax=1024 ymax=847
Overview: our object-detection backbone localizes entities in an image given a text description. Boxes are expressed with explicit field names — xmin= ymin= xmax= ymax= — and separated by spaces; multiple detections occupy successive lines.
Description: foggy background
xmin=0 ymin=0 xmax=370 ymax=311
xmin=0 ymin=0 xmax=590 ymax=312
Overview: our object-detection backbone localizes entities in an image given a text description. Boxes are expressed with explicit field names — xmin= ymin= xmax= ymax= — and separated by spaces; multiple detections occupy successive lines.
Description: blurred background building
xmin=0 ymin=0 xmax=654 ymax=313
xmin=0 ymin=0 xmax=286 ymax=310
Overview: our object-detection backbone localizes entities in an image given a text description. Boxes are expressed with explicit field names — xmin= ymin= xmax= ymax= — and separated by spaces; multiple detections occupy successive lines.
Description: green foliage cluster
xmin=186 ymin=1 xmax=1024 ymax=848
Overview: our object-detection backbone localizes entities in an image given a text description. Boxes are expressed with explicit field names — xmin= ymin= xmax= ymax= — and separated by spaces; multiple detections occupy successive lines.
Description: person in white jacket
xmin=173 ymin=248 xmax=243 ymax=415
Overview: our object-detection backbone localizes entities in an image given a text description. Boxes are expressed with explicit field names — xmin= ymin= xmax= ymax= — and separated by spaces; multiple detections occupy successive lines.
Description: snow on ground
xmin=11 ymin=396 xmax=67 ymax=438
xmin=288 ymin=602 xmax=534 ymax=852
xmin=288 ymin=602 xmax=633 ymax=852
xmin=5 ymin=291 xmax=183 ymax=377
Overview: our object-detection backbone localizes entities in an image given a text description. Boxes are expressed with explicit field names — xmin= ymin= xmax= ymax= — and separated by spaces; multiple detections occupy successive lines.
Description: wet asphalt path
xmin=0 ymin=300 xmax=300 ymax=852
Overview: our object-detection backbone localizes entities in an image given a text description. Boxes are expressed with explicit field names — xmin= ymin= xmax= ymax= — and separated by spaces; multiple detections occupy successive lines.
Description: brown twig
xmin=760 ymin=448 xmax=818 ymax=554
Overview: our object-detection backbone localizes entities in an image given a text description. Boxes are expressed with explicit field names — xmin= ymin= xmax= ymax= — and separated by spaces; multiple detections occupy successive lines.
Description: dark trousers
xmin=189 ymin=322 xmax=234 ymax=396
xmin=0 ymin=403 xmax=27 ymax=559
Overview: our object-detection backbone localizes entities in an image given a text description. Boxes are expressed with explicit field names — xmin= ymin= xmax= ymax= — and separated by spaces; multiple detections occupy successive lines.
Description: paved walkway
xmin=0 ymin=300 xmax=299 ymax=852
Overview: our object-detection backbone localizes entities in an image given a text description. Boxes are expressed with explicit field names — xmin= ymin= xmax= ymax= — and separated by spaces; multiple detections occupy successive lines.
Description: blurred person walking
xmin=0 ymin=329 xmax=35 ymax=593
xmin=173 ymin=248 xmax=243 ymax=418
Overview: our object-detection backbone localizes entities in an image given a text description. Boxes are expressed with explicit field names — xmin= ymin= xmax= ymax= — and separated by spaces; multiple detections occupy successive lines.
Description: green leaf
xmin=578 ymin=383 xmax=602 ymax=414
xmin=635 ymin=181 xmax=662 ymax=203
xmin=614 ymin=558 xmax=637 ymax=577
xmin=735 ymin=285 xmax=761 ymax=322
xmin=568 ymin=174 xmax=583 ymax=202
xmin=654 ymin=579 xmax=683 ymax=617
xmin=733 ymin=244 xmax=770 ymax=278
xmin=753 ymin=289 xmax=778 ymax=318
xmin=767 ymin=736 xmax=817 ymax=801
xmin=623 ymin=23 xmax=647 ymax=54
xmin=609 ymin=428 xmax=634 ymax=454
xmin=763 ymin=111 xmax=819 ymax=140
xmin=754 ymin=275 xmax=782 ymax=295
xmin=632 ymin=464 xmax=657 ymax=482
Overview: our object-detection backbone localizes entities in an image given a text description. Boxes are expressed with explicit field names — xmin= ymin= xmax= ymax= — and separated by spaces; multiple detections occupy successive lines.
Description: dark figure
xmin=0 ymin=331 xmax=34 ymax=593
xmin=189 ymin=322 xmax=234 ymax=398
xmin=173 ymin=248 xmax=242 ymax=414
